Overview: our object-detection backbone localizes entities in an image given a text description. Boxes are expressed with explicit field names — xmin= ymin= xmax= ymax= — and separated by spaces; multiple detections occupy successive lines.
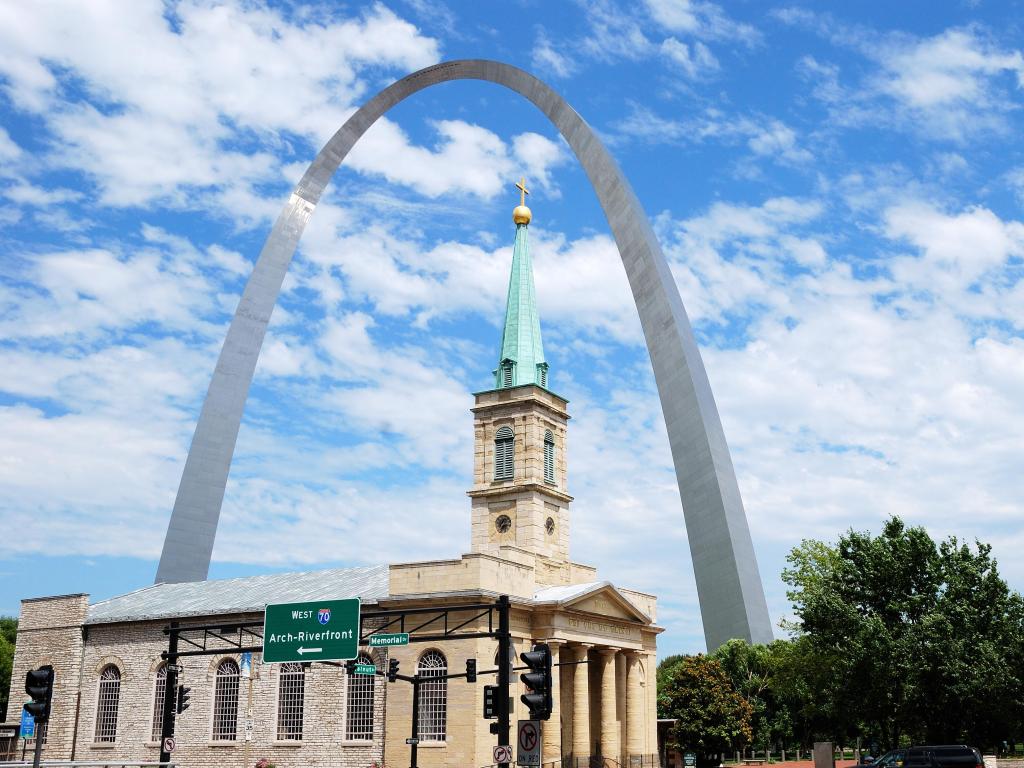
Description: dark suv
xmin=873 ymin=746 xmax=983 ymax=768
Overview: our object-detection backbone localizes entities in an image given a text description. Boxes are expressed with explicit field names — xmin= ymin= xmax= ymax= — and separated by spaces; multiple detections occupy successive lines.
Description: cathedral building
xmin=5 ymin=184 xmax=662 ymax=768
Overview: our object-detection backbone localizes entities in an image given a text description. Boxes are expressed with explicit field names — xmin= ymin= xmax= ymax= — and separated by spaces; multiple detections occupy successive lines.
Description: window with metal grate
xmin=502 ymin=363 xmax=514 ymax=387
xmin=417 ymin=651 xmax=447 ymax=741
xmin=494 ymin=426 xmax=514 ymax=481
xmin=544 ymin=429 xmax=555 ymax=483
xmin=212 ymin=659 xmax=240 ymax=741
xmin=94 ymin=665 xmax=121 ymax=743
xmin=150 ymin=664 xmax=167 ymax=742
xmin=276 ymin=663 xmax=305 ymax=741
xmin=345 ymin=654 xmax=376 ymax=740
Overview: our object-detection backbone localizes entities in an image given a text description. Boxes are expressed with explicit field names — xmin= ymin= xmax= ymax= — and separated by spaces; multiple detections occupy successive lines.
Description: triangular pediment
xmin=535 ymin=581 xmax=650 ymax=623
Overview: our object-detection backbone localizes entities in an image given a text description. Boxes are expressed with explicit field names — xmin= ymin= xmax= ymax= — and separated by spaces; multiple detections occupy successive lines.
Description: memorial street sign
xmin=368 ymin=632 xmax=410 ymax=647
xmin=263 ymin=598 xmax=360 ymax=663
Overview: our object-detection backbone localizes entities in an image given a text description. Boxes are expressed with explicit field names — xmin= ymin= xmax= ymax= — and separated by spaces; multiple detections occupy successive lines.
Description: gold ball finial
xmin=513 ymin=176 xmax=532 ymax=225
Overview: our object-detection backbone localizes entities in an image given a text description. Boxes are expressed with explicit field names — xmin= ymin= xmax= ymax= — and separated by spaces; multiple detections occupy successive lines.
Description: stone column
xmin=571 ymin=644 xmax=593 ymax=760
xmin=599 ymin=648 xmax=620 ymax=760
xmin=625 ymin=651 xmax=645 ymax=764
xmin=545 ymin=640 xmax=565 ymax=764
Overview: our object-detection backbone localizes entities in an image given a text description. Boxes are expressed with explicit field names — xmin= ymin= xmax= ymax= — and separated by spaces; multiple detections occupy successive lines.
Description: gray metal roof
xmin=87 ymin=565 xmax=389 ymax=625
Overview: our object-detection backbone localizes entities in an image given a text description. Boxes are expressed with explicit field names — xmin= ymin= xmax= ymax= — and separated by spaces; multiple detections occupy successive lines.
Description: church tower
xmin=468 ymin=179 xmax=574 ymax=586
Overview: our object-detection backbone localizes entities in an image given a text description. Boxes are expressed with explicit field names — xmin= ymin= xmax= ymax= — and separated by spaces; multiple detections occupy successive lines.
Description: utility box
xmin=814 ymin=742 xmax=836 ymax=768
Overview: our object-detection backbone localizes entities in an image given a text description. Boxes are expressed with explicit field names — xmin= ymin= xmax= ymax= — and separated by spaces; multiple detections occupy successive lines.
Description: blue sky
xmin=1 ymin=0 xmax=1023 ymax=656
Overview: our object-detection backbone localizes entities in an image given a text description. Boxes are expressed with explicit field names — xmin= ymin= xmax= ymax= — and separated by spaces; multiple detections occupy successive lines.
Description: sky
xmin=0 ymin=0 xmax=1023 ymax=657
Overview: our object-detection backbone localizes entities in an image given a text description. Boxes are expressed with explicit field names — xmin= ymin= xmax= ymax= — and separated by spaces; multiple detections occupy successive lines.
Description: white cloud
xmin=0 ymin=127 xmax=21 ymax=161
xmin=660 ymin=37 xmax=719 ymax=78
xmin=0 ymin=2 xmax=441 ymax=209
xmin=644 ymin=0 xmax=759 ymax=43
xmin=346 ymin=120 xmax=567 ymax=202
xmin=533 ymin=29 xmax=577 ymax=78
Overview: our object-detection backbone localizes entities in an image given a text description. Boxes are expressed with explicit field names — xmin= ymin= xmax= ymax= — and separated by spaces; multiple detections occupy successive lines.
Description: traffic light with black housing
xmin=387 ymin=658 xmax=400 ymax=682
xmin=466 ymin=658 xmax=477 ymax=683
xmin=345 ymin=659 xmax=356 ymax=676
xmin=519 ymin=643 xmax=552 ymax=720
xmin=176 ymin=685 xmax=191 ymax=714
xmin=24 ymin=665 xmax=55 ymax=722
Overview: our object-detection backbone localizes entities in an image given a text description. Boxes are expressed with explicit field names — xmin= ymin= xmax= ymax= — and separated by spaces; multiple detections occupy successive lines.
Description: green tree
xmin=0 ymin=617 xmax=17 ymax=721
xmin=658 ymin=654 xmax=753 ymax=761
xmin=784 ymin=516 xmax=1024 ymax=750
xmin=713 ymin=639 xmax=796 ymax=754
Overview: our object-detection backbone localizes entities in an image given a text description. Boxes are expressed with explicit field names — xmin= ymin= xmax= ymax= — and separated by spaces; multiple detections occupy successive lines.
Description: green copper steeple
xmin=494 ymin=178 xmax=549 ymax=390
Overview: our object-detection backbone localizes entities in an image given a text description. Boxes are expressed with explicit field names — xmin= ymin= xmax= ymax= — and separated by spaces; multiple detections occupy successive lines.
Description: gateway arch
xmin=155 ymin=59 xmax=773 ymax=650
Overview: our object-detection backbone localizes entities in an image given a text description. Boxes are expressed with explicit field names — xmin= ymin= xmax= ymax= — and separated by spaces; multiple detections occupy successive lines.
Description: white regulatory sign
xmin=494 ymin=745 xmax=513 ymax=763
xmin=517 ymin=719 xmax=541 ymax=766
xmin=162 ymin=736 xmax=176 ymax=753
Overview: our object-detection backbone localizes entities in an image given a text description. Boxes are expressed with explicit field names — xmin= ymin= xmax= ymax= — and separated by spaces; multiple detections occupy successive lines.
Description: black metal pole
xmin=497 ymin=595 xmax=511 ymax=768
xmin=30 ymin=724 xmax=42 ymax=768
xmin=159 ymin=622 xmax=179 ymax=764
xmin=410 ymin=674 xmax=420 ymax=768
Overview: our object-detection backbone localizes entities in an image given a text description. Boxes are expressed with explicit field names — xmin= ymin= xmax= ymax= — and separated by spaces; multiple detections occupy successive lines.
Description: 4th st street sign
xmin=263 ymin=598 xmax=360 ymax=663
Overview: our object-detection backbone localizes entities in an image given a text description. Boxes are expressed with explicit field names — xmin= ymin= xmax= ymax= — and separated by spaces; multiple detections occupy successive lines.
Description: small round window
xmin=545 ymin=517 xmax=555 ymax=535
xmin=495 ymin=514 xmax=512 ymax=533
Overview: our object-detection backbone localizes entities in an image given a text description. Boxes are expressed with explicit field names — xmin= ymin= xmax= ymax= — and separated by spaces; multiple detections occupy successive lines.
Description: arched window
xmin=276 ymin=663 xmax=305 ymax=741
xmin=417 ymin=651 xmax=447 ymax=741
xmin=212 ymin=659 xmax=240 ymax=741
xmin=494 ymin=426 xmax=514 ymax=481
xmin=94 ymin=665 xmax=121 ymax=743
xmin=543 ymin=429 xmax=555 ymax=484
xmin=151 ymin=664 xmax=167 ymax=742
xmin=345 ymin=654 xmax=376 ymax=740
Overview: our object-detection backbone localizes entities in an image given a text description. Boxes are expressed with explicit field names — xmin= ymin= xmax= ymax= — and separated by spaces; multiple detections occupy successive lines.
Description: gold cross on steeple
xmin=515 ymin=177 xmax=530 ymax=205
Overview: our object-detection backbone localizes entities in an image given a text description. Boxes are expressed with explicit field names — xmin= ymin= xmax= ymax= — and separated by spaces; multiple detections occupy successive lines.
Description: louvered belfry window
xmin=276 ymin=663 xmax=305 ymax=741
xmin=544 ymin=429 xmax=555 ymax=483
xmin=212 ymin=659 xmax=240 ymax=741
xmin=417 ymin=651 xmax=447 ymax=741
xmin=151 ymin=664 xmax=167 ymax=742
xmin=494 ymin=426 xmax=514 ymax=481
xmin=94 ymin=665 xmax=121 ymax=743
xmin=502 ymin=361 xmax=514 ymax=387
xmin=345 ymin=654 xmax=376 ymax=740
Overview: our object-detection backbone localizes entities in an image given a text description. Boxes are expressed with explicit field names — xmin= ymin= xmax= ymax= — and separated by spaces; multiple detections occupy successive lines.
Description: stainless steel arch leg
xmin=155 ymin=59 xmax=773 ymax=650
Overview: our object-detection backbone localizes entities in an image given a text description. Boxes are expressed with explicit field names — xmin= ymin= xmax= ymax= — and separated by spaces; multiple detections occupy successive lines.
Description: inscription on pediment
xmin=572 ymin=593 xmax=637 ymax=621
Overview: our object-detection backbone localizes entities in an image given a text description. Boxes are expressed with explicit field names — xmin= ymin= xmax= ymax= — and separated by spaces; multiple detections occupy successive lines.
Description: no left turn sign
xmin=162 ymin=736 xmax=176 ymax=753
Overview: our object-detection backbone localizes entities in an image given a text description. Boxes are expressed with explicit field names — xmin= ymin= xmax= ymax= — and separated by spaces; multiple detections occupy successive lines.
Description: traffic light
xmin=24 ymin=665 xmax=54 ymax=722
xmin=176 ymin=685 xmax=191 ymax=714
xmin=483 ymin=684 xmax=498 ymax=719
xmin=345 ymin=659 xmax=356 ymax=676
xmin=466 ymin=658 xmax=477 ymax=683
xmin=519 ymin=643 xmax=552 ymax=720
xmin=387 ymin=658 xmax=400 ymax=682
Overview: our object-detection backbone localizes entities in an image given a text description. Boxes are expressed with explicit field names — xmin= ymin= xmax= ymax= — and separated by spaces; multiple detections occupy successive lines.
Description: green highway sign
xmin=354 ymin=663 xmax=377 ymax=675
xmin=263 ymin=598 xmax=360 ymax=663
xmin=368 ymin=632 xmax=410 ymax=647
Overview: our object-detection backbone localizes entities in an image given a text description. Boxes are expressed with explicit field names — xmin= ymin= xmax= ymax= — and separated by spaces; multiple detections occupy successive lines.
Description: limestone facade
xmin=5 ymin=342 xmax=662 ymax=768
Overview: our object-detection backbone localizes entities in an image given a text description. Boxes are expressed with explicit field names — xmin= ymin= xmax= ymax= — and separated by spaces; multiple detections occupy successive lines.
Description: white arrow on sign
xmin=296 ymin=647 xmax=322 ymax=655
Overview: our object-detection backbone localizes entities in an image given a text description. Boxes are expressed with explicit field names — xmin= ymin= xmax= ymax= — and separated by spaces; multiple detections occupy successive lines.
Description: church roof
xmin=494 ymin=204 xmax=547 ymax=389
xmin=532 ymin=580 xmax=652 ymax=623
xmin=86 ymin=564 xmax=388 ymax=625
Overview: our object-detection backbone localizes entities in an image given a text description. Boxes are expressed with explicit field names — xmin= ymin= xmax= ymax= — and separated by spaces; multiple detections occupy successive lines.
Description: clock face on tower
xmin=545 ymin=516 xmax=555 ymax=535
xmin=495 ymin=514 xmax=512 ymax=533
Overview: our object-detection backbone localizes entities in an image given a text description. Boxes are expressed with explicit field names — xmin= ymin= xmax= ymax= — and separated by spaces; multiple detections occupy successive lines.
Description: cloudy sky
xmin=1 ymin=0 xmax=1023 ymax=655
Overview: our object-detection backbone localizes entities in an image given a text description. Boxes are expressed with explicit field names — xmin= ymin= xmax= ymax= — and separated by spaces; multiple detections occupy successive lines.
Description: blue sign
xmin=240 ymin=652 xmax=252 ymax=678
xmin=19 ymin=709 xmax=35 ymax=739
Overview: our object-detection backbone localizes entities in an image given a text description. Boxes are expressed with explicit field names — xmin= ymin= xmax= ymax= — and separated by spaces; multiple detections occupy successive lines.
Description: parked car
xmin=868 ymin=746 xmax=982 ymax=768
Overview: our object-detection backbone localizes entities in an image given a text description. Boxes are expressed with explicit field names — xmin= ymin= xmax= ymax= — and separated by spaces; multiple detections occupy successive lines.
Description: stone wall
xmin=7 ymin=594 xmax=89 ymax=761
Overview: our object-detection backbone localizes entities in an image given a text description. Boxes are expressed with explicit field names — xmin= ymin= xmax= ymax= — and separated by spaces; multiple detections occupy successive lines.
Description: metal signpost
xmin=517 ymin=719 xmax=542 ymax=766
xmin=263 ymin=598 xmax=360 ymax=663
